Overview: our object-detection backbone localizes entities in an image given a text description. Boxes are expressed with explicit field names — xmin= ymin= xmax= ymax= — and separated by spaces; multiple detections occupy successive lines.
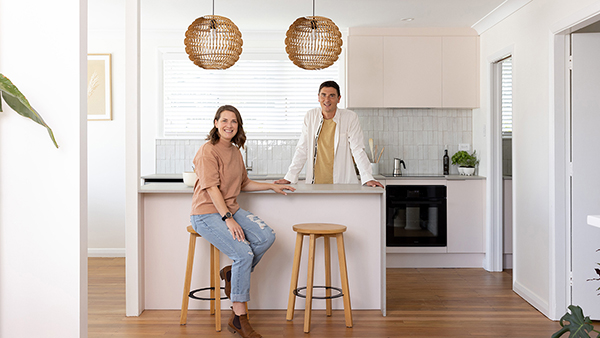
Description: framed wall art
xmin=87 ymin=54 xmax=112 ymax=121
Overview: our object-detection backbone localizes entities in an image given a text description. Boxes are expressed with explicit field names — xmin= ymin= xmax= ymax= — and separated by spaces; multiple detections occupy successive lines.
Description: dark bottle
xmin=443 ymin=149 xmax=450 ymax=175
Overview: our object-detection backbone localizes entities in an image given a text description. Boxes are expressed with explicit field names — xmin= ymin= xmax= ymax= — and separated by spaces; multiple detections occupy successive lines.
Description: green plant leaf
xmin=0 ymin=73 xmax=59 ymax=148
xmin=552 ymin=305 xmax=595 ymax=338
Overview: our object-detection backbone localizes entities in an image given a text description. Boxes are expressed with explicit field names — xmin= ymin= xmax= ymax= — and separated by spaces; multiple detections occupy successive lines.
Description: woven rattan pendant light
xmin=184 ymin=0 xmax=243 ymax=70
xmin=285 ymin=0 xmax=343 ymax=70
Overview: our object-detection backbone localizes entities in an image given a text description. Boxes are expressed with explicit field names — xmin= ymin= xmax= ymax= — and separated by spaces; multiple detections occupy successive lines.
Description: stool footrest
xmin=189 ymin=287 xmax=228 ymax=301
xmin=293 ymin=286 xmax=343 ymax=300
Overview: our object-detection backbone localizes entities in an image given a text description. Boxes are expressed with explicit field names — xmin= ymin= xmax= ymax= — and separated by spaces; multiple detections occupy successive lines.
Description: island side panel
xmin=143 ymin=193 xmax=199 ymax=310
xmin=142 ymin=192 xmax=382 ymax=310
xmin=238 ymin=192 xmax=382 ymax=311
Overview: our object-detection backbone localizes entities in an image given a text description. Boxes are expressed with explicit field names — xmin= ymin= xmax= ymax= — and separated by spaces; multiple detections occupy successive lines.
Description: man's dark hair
xmin=319 ymin=80 xmax=340 ymax=96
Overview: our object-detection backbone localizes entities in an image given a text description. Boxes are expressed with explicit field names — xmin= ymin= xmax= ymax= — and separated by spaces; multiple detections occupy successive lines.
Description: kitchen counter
xmin=142 ymin=173 xmax=485 ymax=186
xmin=376 ymin=174 xmax=485 ymax=181
xmin=140 ymin=182 xmax=384 ymax=194
xmin=137 ymin=182 xmax=386 ymax=315
xmin=142 ymin=173 xmax=301 ymax=183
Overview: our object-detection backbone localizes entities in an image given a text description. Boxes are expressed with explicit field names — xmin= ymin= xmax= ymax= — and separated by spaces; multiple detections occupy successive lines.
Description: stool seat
xmin=186 ymin=225 xmax=197 ymax=235
xmin=287 ymin=223 xmax=353 ymax=333
xmin=292 ymin=223 xmax=347 ymax=235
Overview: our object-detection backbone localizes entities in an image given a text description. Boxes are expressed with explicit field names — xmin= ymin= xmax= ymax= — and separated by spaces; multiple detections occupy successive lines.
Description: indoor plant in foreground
xmin=451 ymin=150 xmax=478 ymax=175
xmin=552 ymin=305 xmax=599 ymax=337
xmin=0 ymin=73 xmax=58 ymax=148
xmin=552 ymin=250 xmax=600 ymax=337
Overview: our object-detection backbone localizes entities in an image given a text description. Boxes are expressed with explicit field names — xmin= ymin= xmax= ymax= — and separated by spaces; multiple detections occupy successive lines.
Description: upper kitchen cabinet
xmin=347 ymin=28 xmax=480 ymax=109
xmin=347 ymin=36 xmax=384 ymax=107
xmin=442 ymin=36 xmax=479 ymax=108
xmin=383 ymin=36 xmax=442 ymax=107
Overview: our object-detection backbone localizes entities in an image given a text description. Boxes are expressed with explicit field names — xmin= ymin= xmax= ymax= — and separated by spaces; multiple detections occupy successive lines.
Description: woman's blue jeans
xmin=191 ymin=208 xmax=276 ymax=303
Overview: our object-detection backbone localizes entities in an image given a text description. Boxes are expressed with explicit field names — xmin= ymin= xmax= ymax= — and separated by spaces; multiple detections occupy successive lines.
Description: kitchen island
xmin=137 ymin=183 xmax=385 ymax=314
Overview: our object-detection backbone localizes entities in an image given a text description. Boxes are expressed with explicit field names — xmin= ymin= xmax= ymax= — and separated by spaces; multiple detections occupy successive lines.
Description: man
xmin=275 ymin=81 xmax=383 ymax=188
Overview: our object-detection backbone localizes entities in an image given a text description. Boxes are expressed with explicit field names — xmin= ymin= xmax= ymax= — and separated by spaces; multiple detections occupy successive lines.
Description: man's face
xmin=318 ymin=87 xmax=340 ymax=115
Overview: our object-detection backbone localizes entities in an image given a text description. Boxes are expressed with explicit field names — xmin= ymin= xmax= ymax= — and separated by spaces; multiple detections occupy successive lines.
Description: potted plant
xmin=451 ymin=150 xmax=479 ymax=176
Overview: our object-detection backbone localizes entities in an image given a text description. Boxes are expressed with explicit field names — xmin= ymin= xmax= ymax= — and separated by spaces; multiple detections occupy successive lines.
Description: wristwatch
xmin=221 ymin=212 xmax=232 ymax=221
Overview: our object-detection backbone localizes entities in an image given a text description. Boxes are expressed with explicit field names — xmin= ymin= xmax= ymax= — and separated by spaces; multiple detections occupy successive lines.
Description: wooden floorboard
xmin=88 ymin=257 xmax=569 ymax=337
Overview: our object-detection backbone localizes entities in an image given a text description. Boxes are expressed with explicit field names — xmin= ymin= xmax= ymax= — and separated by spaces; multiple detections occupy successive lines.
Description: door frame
xmin=486 ymin=46 xmax=514 ymax=273
xmin=550 ymin=2 xmax=600 ymax=320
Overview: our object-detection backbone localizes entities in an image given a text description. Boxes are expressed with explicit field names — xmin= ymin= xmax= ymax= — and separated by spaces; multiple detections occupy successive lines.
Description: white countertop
xmin=140 ymin=173 xmax=485 ymax=193
xmin=142 ymin=173 xmax=300 ymax=182
xmin=376 ymin=174 xmax=485 ymax=180
xmin=142 ymin=173 xmax=485 ymax=184
xmin=588 ymin=215 xmax=600 ymax=228
xmin=139 ymin=183 xmax=384 ymax=194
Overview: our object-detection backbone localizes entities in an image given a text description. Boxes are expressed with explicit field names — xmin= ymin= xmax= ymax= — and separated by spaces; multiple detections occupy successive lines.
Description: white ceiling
xmin=139 ymin=0 xmax=508 ymax=32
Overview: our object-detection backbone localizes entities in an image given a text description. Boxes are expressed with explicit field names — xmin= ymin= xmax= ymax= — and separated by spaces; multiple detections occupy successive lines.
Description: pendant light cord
xmin=212 ymin=0 xmax=215 ymax=16
xmin=312 ymin=0 xmax=315 ymax=17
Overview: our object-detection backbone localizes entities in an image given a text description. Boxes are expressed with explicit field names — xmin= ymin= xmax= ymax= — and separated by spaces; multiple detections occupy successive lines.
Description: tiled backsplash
xmin=156 ymin=139 xmax=303 ymax=176
xmin=156 ymin=139 xmax=205 ymax=174
xmin=156 ymin=108 xmax=473 ymax=176
xmin=356 ymin=108 xmax=473 ymax=175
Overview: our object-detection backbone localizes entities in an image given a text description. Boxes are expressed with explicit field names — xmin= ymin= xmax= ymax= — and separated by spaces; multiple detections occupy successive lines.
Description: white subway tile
xmin=157 ymin=160 xmax=166 ymax=174
xmin=156 ymin=145 xmax=166 ymax=160
xmin=175 ymin=160 xmax=184 ymax=174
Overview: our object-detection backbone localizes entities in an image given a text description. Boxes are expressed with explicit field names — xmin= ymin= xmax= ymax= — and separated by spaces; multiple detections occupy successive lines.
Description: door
xmin=571 ymin=32 xmax=600 ymax=318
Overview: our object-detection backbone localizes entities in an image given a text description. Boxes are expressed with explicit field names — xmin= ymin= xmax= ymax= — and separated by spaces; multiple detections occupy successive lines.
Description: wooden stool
xmin=286 ymin=223 xmax=353 ymax=333
xmin=180 ymin=225 xmax=224 ymax=331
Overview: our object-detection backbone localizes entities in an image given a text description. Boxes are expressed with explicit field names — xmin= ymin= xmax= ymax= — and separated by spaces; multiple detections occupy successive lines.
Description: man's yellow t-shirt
xmin=314 ymin=119 xmax=336 ymax=184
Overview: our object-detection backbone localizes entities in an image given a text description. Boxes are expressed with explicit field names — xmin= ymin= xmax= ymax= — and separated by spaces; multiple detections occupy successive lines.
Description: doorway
xmin=488 ymin=48 xmax=513 ymax=272
xmin=551 ymin=9 xmax=600 ymax=319
xmin=569 ymin=30 xmax=600 ymax=319
xmin=497 ymin=57 xmax=513 ymax=270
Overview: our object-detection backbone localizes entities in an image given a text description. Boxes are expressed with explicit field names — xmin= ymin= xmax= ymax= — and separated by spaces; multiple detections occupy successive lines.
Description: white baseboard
xmin=88 ymin=248 xmax=126 ymax=257
xmin=513 ymin=279 xmax=550 ymax=318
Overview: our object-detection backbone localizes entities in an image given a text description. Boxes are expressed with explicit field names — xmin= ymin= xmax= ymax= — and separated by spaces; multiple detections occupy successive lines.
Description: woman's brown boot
xmin=220 ymin=265 xmax=232 ymax=299
xmin=227 ymin=309 xmax=262 ymax=338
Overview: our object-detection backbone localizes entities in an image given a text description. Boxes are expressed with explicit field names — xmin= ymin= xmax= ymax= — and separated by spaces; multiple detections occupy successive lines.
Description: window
xmin=501 ymin=57 xmax=513 ymax=137
xmin=162 ymin=52 xmax=340 ymax=138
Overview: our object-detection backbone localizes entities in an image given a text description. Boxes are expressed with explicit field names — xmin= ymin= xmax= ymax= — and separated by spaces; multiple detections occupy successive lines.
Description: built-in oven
xmin=386 ymin=185 xmax=447 ymax=247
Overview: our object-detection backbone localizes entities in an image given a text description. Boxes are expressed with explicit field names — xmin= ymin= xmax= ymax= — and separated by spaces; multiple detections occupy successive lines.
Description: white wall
xmin=0 ymin=0 xmax=87 ymax=336
xmin=88 ymin=0 xmax=127 ymax=256
xmin=476 ymin=0 xmax=598 ymax=318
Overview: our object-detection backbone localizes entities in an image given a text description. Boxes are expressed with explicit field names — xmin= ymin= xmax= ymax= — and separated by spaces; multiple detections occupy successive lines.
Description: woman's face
xmin=214 ymin=110 xmax=238 ymax=142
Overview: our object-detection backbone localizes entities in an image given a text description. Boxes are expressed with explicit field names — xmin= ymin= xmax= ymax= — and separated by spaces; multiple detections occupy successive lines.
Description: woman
xmin=191 ymin=105 xmax=294 ymax=338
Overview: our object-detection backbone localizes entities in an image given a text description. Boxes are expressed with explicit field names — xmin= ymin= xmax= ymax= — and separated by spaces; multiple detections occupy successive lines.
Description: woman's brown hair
xmin=206 ymin=105 xmax=246 ymax=149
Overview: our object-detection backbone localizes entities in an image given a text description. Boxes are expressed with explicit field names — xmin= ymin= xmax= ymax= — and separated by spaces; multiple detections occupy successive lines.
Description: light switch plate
xmin=458 ymin=143 xmax=470 ymax=151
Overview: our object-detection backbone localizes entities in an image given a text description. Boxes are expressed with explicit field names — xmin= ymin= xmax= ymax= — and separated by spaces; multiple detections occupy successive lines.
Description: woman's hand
xmin=225 ymin=218 xmax=245 ymax=241
xmin=270 ymin=183 xmax=295 ymax=195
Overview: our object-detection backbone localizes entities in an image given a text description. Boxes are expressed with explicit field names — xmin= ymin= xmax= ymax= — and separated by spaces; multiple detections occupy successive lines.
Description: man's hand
xmin=365 ymin=180 xmax=383 ymax=188
xmin=274 ymin=179 xmax=291 ymax=184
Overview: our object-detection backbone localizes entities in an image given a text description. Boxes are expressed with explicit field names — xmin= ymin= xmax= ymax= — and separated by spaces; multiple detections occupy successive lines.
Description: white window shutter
xmin=163 ymin=56 xmax=340 ymax=138
xmin=501 ymin=58 xmax=512 ymax=137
